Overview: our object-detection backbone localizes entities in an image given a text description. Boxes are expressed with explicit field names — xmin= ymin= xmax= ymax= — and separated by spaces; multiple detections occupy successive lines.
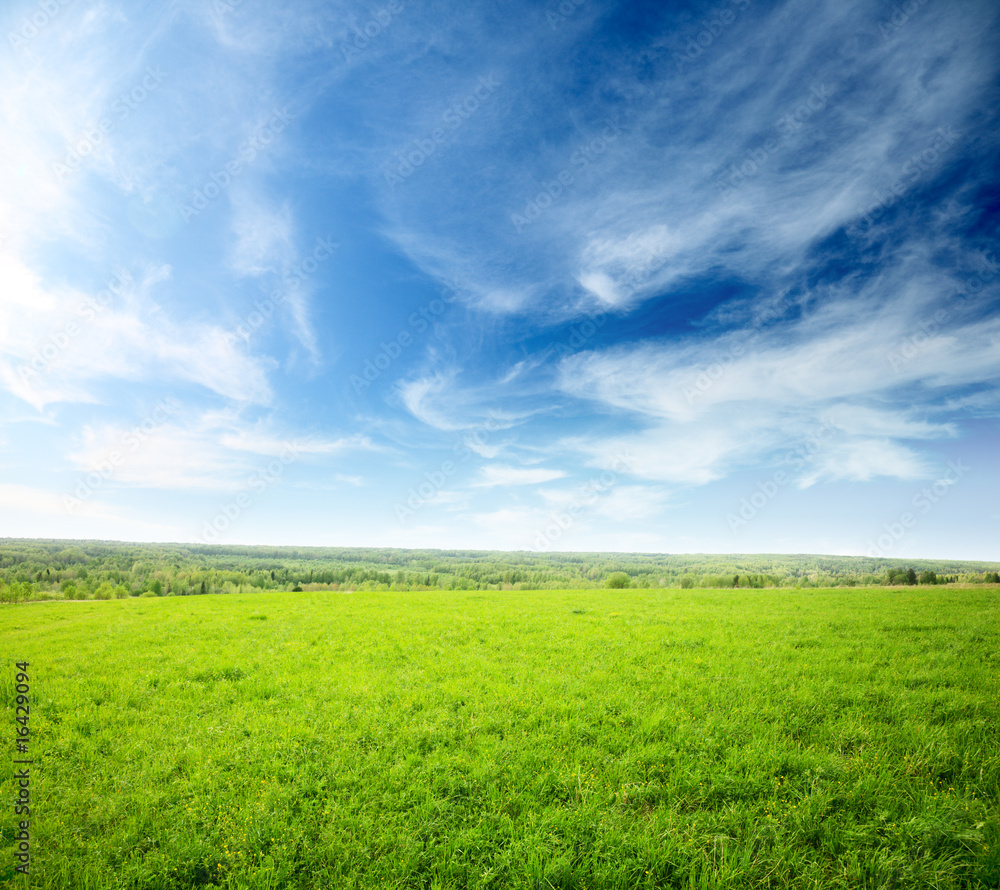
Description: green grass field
xmin=2 ymin=587 xmax=998 ymax=889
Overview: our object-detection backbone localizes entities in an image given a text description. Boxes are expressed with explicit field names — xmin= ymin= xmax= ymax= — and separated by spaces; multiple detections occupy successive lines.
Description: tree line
xmin=1 ymin=539 xmax=998 ymax=603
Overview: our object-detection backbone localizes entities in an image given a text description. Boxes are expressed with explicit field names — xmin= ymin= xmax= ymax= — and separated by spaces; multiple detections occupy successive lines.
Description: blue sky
xmin=1 ymin=0 xmax=998 ymax=559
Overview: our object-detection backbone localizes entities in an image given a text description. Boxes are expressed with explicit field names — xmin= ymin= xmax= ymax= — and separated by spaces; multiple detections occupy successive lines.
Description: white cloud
xmin=334 ymin=474 xmax=364 ymax=486
xmin=576 ymin=271 xmax=626 ymax=309
xmin=550 ymin=250 xmax=1000 ymax=489
xmin=591 ymin=485 xmax=672 ymax=522
xmin=368 ymin=0 xmax=998 ymax=328
xmin=562 ymin=424 xmax=755 ymax=486
xmin=796 ymin=439 xmax=931 ymax=488
xmin=0 ymin=251 xmax=274 ymax=408
xmin=539 ymin=482 xmax=670 ymax=522
xmin=397 ymin=370 xmax=543 ymax=434
xmin=229 ymin=191 xmax=295 ymax=277
xmin=64 ymin=409 xmax=374 ymax=493
xmin=218 ymin=427 xmax=373 ymax=457
xmin=397 ymin=373 xmax=462 ymax=431
xmin=824 ymin=405 xmax=956 ymax=440
xmin=227 ymin=189 xmax=323 ymax=362
xmin=419 ymin=489 xmax=471 ymax=509
xmin=462 ymin=434 xmax=506 ymax=459
xmin=473 ymin=465 xmax=566 ymax=487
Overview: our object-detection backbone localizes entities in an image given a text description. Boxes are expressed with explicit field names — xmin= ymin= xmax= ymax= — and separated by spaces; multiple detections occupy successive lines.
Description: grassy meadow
xmin=2 ymin=586 xmax=998 ymax=889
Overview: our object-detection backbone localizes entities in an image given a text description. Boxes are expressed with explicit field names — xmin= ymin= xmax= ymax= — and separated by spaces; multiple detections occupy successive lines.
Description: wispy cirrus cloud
xmin=0 ymin=252 xmax=273 ymax=409
xmin=371 ymin=0 xmax=998 ymax=324
xmin=2 ymin=0 xmax=997 ymax=557
xmin=473 ymin=465 xmax=566 ymax=487
xmin=65 ymin=408 xmax=376 ymax=494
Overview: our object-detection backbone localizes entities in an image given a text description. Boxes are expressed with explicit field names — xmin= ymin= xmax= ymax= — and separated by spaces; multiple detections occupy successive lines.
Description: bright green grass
xmin=1 ymin=587 xmax=998 ymax=889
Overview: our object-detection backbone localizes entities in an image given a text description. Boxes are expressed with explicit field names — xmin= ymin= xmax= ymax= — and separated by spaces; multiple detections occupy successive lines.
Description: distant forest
xmin=1 ymin=539 xmax=999 ymax=603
